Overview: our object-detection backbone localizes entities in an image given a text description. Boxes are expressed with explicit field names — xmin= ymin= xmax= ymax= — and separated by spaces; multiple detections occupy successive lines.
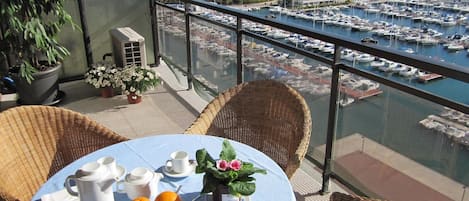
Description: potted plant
xmin=84 ymin=62 xmax=120 ymax=98
xmin=118 ymin=65 xmax=160 ymax=104
xmin=195 ymin=140 xmax=267 ymax=201
xmin=0 ymin=0 xmax=76 ymax=105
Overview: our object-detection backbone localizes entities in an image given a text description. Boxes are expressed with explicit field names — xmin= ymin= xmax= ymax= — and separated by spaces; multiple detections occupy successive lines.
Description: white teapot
xmin=65 ymin=162 xmax=119 ymax=201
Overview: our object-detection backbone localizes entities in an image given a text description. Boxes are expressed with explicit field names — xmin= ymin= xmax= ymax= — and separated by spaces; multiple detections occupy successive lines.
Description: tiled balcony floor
xmin=0 ymin=62 xmax=347 ymax=200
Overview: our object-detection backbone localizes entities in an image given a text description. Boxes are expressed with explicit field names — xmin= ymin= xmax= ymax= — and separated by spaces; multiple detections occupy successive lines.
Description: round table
xmin=32 ymin=134 xmax=295 ymax=201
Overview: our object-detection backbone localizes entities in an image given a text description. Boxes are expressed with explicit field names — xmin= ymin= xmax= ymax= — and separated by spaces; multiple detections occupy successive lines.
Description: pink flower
xmin=216 ymin=160 xmax=229 ymax=171
xmin=229 ymin=159 xmax=242 ymax=171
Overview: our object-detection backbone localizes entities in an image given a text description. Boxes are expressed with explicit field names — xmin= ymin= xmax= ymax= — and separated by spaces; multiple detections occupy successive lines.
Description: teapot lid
xmin=75 ymin=162 xmax=107 ymax=180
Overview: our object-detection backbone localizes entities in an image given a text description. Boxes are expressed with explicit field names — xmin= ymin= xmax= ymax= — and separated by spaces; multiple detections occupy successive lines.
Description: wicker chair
xmin=0 ymin=106 xmax=129 ymax=201
xmin=330 ymin=192 xmax=384 ymax=201
xmin=185 ymin=80 xmax=312 ymax=178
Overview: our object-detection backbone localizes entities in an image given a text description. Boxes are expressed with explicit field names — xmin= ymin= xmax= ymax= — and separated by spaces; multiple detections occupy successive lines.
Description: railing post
xmin=77 ymin=0 xmax=94 ymax=67
xmin=236 ymin=17 xmax=243 ymax=84
xmin=150 ymin=0 xmax=160 ymax=66
xmin=461 ymin=185 xmax=467 ymax=201
xmin=320 ymin=45 xmax=342 ymax=194
xmin=184 ymin=0 xmax=192 ymax=90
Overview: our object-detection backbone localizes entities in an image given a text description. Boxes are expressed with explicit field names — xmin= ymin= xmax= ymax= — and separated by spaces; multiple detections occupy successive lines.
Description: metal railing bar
xmin=155 ymin=1 xmax=184 ymax=13
xmin=242 ymin=31 xmax=334 ymax=66
xmin=236 ymin=17 xmax=243 ymax=84
xmin=184 ymin=2 xmax=193 ymax=90
xmin=190 ymin=0 xmax=252 ymax=19
xmin=338 ymin=64 xmax=469 ymax=114
xmin=183 ymin=0 xmax=469 ymax=83
xmin=150 ymin=0 xmax=160 ymax=66
xmin=189 ymin=13 xmax=237 ymax=31
xmin=321 ymin=45 xmax=342 ymax=194
xmin=77 ymin=0 xmax=93 ymax=67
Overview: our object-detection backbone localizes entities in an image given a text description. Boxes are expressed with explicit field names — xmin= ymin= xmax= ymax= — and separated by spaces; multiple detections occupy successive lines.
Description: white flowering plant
xmin=84 ymin=62 xmax=120 ymax=88
xmin=118 ymin=65 xmax=160 ymax=95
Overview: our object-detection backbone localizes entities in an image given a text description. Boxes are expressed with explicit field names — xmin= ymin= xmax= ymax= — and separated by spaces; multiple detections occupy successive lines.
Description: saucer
xmin=162 ymin=160 xmax=196 ymax=178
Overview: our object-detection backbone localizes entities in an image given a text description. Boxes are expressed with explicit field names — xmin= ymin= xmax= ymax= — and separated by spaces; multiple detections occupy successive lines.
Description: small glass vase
xmin=212 ymin=185 xmax=245 ymax=201
xmin=100 ymin=86 xmax=114 ymax=98
xmin=127 ymin=92 xmax=142 ymax=104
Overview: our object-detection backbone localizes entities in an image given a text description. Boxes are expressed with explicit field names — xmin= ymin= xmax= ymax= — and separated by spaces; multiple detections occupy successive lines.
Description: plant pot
xmin=213 ymin=184 xmax=244 ymax=201
xmin=13 ymin=63 xmax=62 ymax=105
xmin=127 ymin=92 xmax=142 ymax=104
xmin=100 ymin=87 xmax=114 ymax=98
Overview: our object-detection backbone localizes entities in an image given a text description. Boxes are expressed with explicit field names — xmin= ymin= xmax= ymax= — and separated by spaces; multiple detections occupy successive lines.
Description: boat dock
xmin=418 ymin=73 xmax=444 ymax=83
xmin=419 ymin=108 xmax=469 ymax=147
xmin=189 ymin=25 xmax=383 ymax=100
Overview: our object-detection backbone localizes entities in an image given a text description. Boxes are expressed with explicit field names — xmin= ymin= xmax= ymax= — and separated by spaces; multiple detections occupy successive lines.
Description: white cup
xmin=166 ymin=151 xmax=190 ymax=174
xmin=97 ymin=156 xmax=117 ymax=176
xmin=117 ymin=167 xmax=162 ymax=200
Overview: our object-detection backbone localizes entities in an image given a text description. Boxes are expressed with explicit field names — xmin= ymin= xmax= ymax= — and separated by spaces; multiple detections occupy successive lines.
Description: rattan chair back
xmin=330 ymin=192 xmax=384 ymax=201
xmin=185 ymin=80 xmax=312 ymax=178
xmin=0 ymin=106 xmax=128 ymax=201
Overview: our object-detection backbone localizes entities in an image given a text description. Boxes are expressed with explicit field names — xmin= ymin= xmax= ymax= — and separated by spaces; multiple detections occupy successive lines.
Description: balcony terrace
xmin=1 ymin=0 xmax=468 ymax=200
xmin=0 ymin=61 xmax=347 ymax=201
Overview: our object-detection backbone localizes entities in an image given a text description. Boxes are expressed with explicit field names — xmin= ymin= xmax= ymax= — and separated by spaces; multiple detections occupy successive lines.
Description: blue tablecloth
xmin=32 ymin=134 xmax=295 ymax=201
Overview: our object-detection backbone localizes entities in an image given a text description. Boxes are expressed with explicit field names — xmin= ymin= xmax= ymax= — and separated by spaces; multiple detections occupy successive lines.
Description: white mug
xmin=117 ymin=167 xmax=163 ymax=200
xmin=166 ymin=151 xmax=190 ymax=174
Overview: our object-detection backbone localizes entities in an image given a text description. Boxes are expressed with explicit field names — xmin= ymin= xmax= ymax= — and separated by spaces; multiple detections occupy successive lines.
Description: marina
xmin=158 ymin=1 xmax=469 ymax=189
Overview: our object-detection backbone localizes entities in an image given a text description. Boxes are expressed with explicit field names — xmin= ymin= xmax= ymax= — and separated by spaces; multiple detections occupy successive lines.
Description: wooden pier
xmin=418 ymin=73 xmax=444 ymax=83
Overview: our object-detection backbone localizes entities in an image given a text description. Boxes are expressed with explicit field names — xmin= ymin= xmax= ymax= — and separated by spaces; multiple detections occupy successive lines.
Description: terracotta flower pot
xmin=100 ymin=87 xmax=114 ymax=98
xmin=127 ymin=92 xmax=142 ymax=104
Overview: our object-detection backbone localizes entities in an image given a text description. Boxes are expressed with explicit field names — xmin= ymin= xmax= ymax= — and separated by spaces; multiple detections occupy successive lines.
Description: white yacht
xmin=355 ymin=54 xmax=375 ymax=63
xmin=370 ymin=58 xmax=386 ymax=68
xmin=399 ymin=67 xmax=418 ymax=77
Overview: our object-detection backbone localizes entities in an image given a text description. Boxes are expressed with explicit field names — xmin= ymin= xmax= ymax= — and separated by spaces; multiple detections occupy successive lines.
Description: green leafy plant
xmin=0 ymin=0 xmax=77 ymax=83
xmin=196 ymin=140 xmax=267 ymax=196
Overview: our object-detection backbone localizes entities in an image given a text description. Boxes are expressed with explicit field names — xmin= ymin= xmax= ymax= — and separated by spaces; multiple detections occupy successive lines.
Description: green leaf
xmin=206 ymin=166 xmax=230 ymax=180
xmin=228 ymin=181 xmax=256 ymax=196
xmin=195 ymin=148 xmax=215 ymax=173
xmin=220 ymin=140 xmax=236 ymax=161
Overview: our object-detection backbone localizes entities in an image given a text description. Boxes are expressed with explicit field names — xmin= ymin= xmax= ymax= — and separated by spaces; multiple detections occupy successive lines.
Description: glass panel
xmin=84 ymin=0 xmax=154 ymax=65
xmin=333 ymin=72 xmax=469 ymax=201
xmin=242 ymin=32 xmax=332 ymax=165
xmin=59 ymin=1 xmax=87 ymax=78
xmin=157 ymin=5 xmax=187 ymax=74
xmin=189 ymin=16 xmax=237 ymax=100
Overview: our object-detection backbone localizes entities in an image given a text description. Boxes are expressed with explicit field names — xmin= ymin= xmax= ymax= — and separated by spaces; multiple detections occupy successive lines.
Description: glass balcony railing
xmin=153 ymin=0 xmax=468 ymax=200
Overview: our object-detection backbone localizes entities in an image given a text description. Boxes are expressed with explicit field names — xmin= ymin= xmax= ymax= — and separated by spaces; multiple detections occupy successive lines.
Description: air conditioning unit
xmin=109 ymin=27 xmax=147 ymax=67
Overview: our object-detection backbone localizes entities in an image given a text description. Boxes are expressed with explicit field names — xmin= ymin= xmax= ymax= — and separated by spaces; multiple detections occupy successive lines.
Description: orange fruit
xmin=155 ymin=191 xmax=182 ymax=201
xmin=133 ymin=197 xmax=150 ymax=201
